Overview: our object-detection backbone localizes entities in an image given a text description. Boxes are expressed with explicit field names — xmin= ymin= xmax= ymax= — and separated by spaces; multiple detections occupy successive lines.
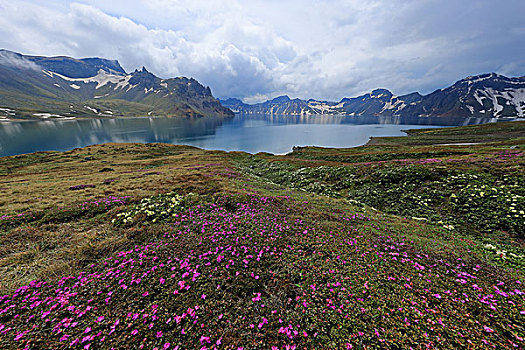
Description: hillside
xmin=0 ymin=121 xmax=524 ymax=349
xmin=0 ymin=49 xmax=233 ymax=119
xmin=221 ymin=73 xmax=525 ymax=119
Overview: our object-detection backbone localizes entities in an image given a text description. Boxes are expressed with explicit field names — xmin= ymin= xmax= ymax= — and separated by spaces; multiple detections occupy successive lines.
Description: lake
xmin=0 ymin=114 xmax=503 ymax=157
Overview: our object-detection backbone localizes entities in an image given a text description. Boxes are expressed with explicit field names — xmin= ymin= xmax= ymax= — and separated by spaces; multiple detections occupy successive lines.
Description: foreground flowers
xmin=0 ymin=194 xmax=523 ymax=349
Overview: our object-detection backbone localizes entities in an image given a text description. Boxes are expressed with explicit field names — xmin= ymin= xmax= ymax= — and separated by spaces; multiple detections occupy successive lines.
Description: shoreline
xmin=0 ymin=111 xmax=236 ymax=123
xmin=1 ymin=119 xmax=523 ymax=159
xmin=0 ymin=115 xmax=225 ymax=123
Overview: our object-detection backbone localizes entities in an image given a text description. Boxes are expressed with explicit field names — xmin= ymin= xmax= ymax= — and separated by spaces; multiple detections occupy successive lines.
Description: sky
xmin=0 ymin=0 xmax=524 ymax=103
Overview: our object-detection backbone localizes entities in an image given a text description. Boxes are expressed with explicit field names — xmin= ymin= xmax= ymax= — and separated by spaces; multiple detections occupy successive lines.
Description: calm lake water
xmin=0 ymin=114 xmax=502 ymax=157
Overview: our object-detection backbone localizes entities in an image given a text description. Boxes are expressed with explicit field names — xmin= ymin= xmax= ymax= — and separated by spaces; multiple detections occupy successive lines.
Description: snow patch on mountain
xmin=0 ymin=108 xmax=16 ymax=117
xmin=308 ymin=101 xmax=336 ymax=114
xmin=473 ymin=87 xmax=525 ymax=117
xmin=84 ymin=106 xmax=99 ymax=114
xmin=465 ymin=74 xmax=496 ymax=85
xmin=33 ymin=113 xmax=73 ymax=119
xmin=473 ymin=90 xmax=485 ymax=106
xmin=380 ymin=98 xmax=406 ymax=113
xmin=498 ymin=88 xmax=525 ymax=118
xmin=44 ymin=69 xmax=133 ymax=90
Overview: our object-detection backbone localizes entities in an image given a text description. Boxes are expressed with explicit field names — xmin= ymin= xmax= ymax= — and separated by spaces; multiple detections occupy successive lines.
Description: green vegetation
xmin=367 ymin=120 xmax=525 ymax=146
xmin=237 ymin=152 xmax=524 ymax=237
xmin=0 ymin=121 xmax=524 ymax=349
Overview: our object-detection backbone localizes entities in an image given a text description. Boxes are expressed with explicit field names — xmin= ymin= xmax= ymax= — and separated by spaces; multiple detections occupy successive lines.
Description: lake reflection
xmin=0 ymin=114 xmax=504 ymax=156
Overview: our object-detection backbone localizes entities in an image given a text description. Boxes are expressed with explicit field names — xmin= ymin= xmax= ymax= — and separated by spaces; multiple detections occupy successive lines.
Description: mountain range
xmin=221 ymin=73 xmax=525 ymax=119
xmin=0 ymin=49 xmax=233 ymax=120
xmin=1 ymin=49 xmax=524 ymax=121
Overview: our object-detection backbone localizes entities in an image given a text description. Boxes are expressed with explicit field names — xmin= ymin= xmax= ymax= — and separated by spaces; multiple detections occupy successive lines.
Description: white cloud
xmin=0 ymin=50 xmax=40 ymax=70
xmin=0 ymin=0 xmax=524 ymax=102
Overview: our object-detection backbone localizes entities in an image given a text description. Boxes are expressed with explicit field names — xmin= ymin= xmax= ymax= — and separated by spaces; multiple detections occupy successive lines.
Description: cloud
xmin=0 ymin=50 xmax=40 ymax=71
xmin=0 ymin=0 xmax=524 ymax=102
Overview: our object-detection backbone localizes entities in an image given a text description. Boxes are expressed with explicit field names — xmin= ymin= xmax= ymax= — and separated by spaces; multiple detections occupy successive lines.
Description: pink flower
xmin=200 ymin=336 xmax=210 ymax=344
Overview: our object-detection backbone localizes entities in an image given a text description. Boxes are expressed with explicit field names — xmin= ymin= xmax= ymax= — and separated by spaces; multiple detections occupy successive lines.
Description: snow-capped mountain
xmin=0 ymin=49 xmax=233 ymax=119
xmin=220 ymin=96 xmax=315 ymax=115
xmin=400 ymin=73 xmax=525 ymax=118
xmin=221 ymin=73 xmax=525 ymax=118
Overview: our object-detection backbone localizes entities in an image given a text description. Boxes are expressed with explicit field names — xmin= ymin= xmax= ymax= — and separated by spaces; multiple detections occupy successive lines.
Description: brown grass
xmin=0 ymin=142 xmax=240 ymax=293
xmin=0 ymin=143 xmax=233 ymax=213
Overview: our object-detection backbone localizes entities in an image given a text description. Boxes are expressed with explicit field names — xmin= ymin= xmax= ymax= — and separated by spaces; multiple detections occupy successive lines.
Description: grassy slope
xmin=367 ymin=120 xmax=525 ymax=146
xmin=0 ymin=121 xmax=524 ymax=349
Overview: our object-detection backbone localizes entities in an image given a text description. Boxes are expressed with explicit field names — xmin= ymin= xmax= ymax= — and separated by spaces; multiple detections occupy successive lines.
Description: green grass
xmin=367 ymin=120 xmax=525 ymax=146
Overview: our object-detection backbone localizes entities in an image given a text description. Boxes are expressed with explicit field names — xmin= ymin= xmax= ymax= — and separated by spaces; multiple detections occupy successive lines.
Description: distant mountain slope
xmin=221 ymin=73 xmax=525 ymax=118
xmin=0 ymin=49 xmax=233 ymax=119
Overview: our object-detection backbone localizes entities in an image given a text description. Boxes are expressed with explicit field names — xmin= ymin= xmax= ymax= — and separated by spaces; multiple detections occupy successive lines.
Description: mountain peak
xmin=5 ymin=50 xmax=129 ymax=78
xmin=220 ymin=97 xmax=244 ymax=104
xmin=80 ymin=57 xmax=126 ymax=76
xmin=370 ymin=88 xmax=392 ymax=98
xmin=221 ymin=72 xmax=524 ymax=119
xmin=269 ymin=95 xmax=291 ymax=104
xmin=458 ymin=72 xmax=509 ymax=85
xmin=0 ymin=50 xmax=234 ymax=118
